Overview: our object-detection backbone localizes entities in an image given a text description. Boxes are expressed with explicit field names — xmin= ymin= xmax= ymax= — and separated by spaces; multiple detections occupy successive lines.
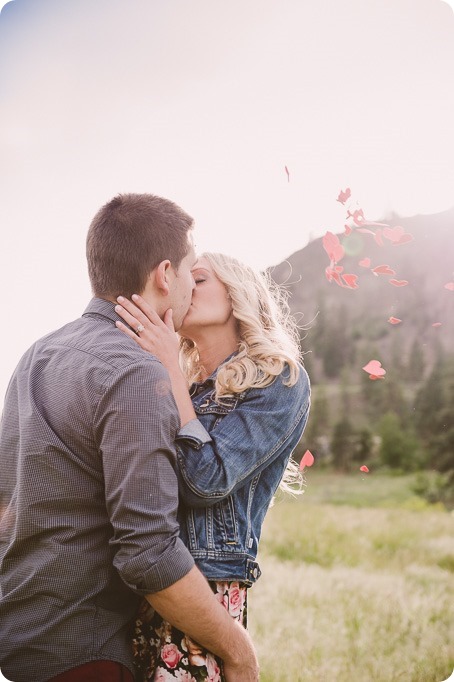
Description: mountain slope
xmin=269 ymin=207 xmax=454 ymax=371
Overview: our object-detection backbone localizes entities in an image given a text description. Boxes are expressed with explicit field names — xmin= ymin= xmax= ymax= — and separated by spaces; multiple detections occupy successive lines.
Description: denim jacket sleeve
xmin=174 ymin=365 xmax=310 ymax=506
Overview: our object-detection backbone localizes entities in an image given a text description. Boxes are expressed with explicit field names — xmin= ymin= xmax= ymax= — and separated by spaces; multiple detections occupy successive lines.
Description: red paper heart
xmin=389 ymin=279 xmax=408 ymax=287
xmin=362 ymin=360 xmax=386 ymax=378
xmin=372 ymin=264 xmax=396 ymax=276
xmin=299 ymin=450 xmax=315 ymax=470
xmin=383 ymin=226 xmax=405 ymax=242
xmin=341 ymin=274 xmax=359 ymax=289
xmin=393 ymin=233 xmax=413 ymax=245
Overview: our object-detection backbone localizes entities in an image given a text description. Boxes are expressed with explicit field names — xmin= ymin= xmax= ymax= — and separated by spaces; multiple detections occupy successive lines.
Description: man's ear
xmin=154 ymin=259 xmax=172 ymax=295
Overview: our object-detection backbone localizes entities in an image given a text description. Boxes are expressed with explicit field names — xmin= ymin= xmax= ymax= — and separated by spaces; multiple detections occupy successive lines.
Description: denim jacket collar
xmin=189 ymin=351 xmax=238 ymax=396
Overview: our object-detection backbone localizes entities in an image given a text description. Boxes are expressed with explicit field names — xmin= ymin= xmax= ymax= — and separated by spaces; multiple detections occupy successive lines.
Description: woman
xmin=115 ymin=253 xmax=311 ymax=682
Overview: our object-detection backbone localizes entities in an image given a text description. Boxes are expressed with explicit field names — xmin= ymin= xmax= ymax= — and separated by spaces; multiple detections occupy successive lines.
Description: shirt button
xmin=253 ymin=568 xmax=258 ymax=578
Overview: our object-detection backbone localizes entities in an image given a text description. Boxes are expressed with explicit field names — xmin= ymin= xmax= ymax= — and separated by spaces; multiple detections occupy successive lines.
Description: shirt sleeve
xmin=94 ymin=358 xmax=194 ymax=595
xmin=175 ymin=366 xmax=311 ymax=507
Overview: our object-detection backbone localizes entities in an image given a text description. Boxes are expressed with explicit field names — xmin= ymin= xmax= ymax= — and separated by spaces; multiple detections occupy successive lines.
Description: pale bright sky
xmin=1 ymin=0 xmax=454 ymax=402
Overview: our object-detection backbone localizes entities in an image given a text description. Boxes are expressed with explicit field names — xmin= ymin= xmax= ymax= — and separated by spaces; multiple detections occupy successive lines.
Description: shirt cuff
xmin=176 ymin=418 xmax=212 ymax=447
xmin=120 ymin=537 xmax=195 ymax=596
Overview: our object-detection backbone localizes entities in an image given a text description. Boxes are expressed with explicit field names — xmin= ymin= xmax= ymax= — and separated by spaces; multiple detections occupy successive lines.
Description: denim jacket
xmin=175 ymin=360 xmax=310 ymax=586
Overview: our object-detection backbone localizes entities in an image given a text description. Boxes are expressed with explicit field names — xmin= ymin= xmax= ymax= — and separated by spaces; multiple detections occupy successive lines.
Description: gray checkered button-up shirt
xmin=0 ymin=298 xmax=195 ymax=682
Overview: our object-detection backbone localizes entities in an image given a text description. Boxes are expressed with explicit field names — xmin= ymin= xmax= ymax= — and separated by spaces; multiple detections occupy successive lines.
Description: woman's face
xmin=179 ymin=257 xmax=236 ymax=338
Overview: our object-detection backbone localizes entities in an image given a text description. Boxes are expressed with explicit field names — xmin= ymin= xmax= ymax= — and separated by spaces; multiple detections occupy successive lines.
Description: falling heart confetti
xmin=381 ymin=225 xmax=414 ymax=246
xmin=389 ymin=279 xmax=409 ymax=287
xmin=362 ymin=360 xmax=386 ymax=380
xmin=299 ymin=450 xmax=315 ymax=470
xmin=341 ymin=273 xmax=359 ymax=289
xmin=337 ymin=188 xmax=351 ymax=204
xmin=323 ymin=231 xmax=345 ymax=264
xmin=374 ymin=229 xmax=384 ymax=246
xmin=392 ymin=233 xmax=413 ymax=245
xmin=347 ymin=208 xmax=366 ymax=226
xmin=372 ymin=264 xmax=396 ymax=276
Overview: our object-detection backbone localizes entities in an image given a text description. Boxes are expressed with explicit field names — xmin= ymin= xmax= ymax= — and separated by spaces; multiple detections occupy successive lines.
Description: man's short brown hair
xmin=86 ymin=193 xmax=194 ymax=299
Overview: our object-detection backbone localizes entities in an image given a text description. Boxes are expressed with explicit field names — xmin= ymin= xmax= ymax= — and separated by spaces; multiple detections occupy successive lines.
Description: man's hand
xmin=146 ymin=567 xmax=259 ymax=681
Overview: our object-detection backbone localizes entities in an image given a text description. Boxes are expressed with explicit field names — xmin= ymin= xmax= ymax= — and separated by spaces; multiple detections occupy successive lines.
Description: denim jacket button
xmin=253 ymin=567 xmax=258 ymax=578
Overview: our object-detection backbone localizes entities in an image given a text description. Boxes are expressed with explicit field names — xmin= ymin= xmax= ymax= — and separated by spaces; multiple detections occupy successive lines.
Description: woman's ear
xmin=154 ymin=259 xmax=172 ymax=295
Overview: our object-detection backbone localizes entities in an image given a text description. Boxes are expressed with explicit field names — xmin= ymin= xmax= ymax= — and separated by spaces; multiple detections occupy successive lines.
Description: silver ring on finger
xmin=136 ymin=323 xmax=145 ymax=334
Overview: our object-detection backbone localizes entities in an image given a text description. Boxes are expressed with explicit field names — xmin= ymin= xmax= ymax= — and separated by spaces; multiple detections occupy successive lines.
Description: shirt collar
xmin=82 ymin=297 xmax=127 ymax=327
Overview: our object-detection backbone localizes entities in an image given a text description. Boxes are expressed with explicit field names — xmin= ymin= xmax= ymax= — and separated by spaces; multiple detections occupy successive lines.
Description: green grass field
xmin=249 ymin=472 xmax=454 ymax=682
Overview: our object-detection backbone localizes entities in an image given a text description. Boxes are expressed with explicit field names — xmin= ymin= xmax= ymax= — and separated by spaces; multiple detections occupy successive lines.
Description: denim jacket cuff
xmin=176 ymin=418 xmax=212 ymax=447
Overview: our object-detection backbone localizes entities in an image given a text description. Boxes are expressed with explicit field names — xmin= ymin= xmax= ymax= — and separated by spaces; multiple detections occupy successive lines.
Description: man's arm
xmin=97 ymin=359 xmax=258 ymax=680
xmin=146 ymin=566 xmax=259 ymax=682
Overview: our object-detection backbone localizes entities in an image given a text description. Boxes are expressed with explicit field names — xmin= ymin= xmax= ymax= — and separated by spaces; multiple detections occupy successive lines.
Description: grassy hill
xmin=250 ymin=472 xmax=454 ymax=682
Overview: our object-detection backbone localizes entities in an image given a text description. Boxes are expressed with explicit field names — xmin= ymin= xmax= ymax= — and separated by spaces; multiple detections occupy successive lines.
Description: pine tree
xmin=305 ymin=385 xmax=330 ymax=443
xmin=330 ymin=417 xmax=355 ymax=471
xmin=405 ymin=339 xmax=426 ymax=381
xmin=413 ymin=357 xmax=445 ymax=441
xmin=378 ymin=412 xmax=423 ymax=471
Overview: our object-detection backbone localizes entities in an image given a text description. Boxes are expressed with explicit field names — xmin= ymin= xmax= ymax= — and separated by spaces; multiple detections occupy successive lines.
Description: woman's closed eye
xmin=195 ymin=278 xmax=206 ymax=285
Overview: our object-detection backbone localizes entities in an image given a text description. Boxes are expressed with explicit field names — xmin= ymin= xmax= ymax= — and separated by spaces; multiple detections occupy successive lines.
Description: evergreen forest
xmin=270 ymin=206 xmax=454 ymax=506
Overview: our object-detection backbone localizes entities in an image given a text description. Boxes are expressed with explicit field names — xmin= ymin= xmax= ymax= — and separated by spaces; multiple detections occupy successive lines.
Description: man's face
xmin=168 ymin=233 xmax=197 ymax=330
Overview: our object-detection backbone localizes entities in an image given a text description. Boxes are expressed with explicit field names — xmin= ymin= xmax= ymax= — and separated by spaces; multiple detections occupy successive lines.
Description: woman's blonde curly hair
xmin=179 ymin=252 xmax=305 ymax=494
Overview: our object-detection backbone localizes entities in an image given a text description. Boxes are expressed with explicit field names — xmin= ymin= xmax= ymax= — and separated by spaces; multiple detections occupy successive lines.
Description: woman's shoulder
xmin=249 ymin=361 xmax=310 ymax=400
xmin=278 ymin=360 xmax=310 ymax=388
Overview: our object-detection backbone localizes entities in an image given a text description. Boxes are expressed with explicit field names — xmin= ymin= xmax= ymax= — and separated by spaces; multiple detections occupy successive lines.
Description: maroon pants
xmin=46 ymin=660 xmax=135 ymax=682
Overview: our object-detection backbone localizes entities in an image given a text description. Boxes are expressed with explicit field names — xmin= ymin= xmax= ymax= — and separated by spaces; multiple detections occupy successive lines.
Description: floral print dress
xmin=132 ymin=581 xmax=248 ymax=682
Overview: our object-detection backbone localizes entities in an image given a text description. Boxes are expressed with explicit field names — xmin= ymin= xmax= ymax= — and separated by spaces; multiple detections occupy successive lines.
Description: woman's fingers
xmin=115 ymin=317 xmax=160 ymax=355
xmin=162 ymin=308 xmax=175 ymax=332
xmin=114 ymin=302 xmax=143 ymax=333
xmin=114 ymin=296 xmax=179 ymax=364
xmin=115 ymin=320 xmax=148 ymax=350
xmin=115 ymin=320 xmax=137 ymax=340
xmin=115 ymin=295 xmax=159 ymax=328
xmin=131 ymin=294 xmax=163 ymax=326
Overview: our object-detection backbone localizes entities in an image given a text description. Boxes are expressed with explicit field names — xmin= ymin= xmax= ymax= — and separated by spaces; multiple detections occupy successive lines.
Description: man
xmin=0 ymin=194 xmax=259 ymax=682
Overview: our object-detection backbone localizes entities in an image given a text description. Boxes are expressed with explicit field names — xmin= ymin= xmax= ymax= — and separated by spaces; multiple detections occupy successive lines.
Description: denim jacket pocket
xmin=184 ymin=496 xmax=239 ymax=550
xmin=213 ymin=496 xmax=238 ymax=547
xmin=194 ymin=391 xmax=240 ymax=415
xmin=207 ymin=499 xmax=238 ymax=548
xmin=184 ymin=508 xmax=199 ymax=551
